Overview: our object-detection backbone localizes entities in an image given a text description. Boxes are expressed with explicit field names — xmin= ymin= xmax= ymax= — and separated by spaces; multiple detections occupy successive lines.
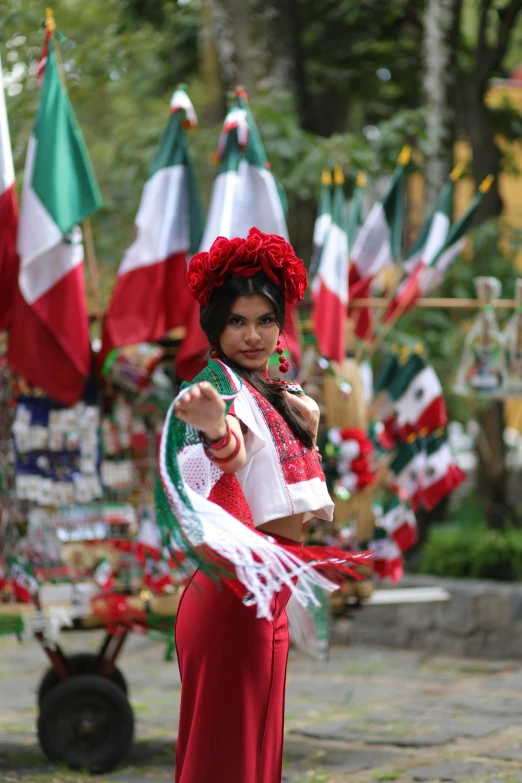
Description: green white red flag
xmin=101 ymin=87 xmax=205 ymax=381
xmin=8 ymin=35 xmax=102 ymax=405
xmin=0 ymin=53 xmax=19 ymax=332
xmin=348 ymin=148 xmax=410 ymax=338
xmin=415 ymin=176 xmax=493 ymax=298
xmin=313 ymin=166 xmax=348 ymax=362
xmin=386 ymin=352 xmax=447 ymax=439
xmin=309 ymin=169 xmax=332 ymax=285
xmin=383 ymin=166 xmax=466 ymax=322
xmin=198 ymin=88 xmax=302 ymax=367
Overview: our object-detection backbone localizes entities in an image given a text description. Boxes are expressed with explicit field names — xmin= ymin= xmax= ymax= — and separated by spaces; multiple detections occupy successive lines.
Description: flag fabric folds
xmin=8 ymin=36 xmax=102 ymax=405
xmin=101 ymin=87 xmax=205 ymax=381
xmin=0 ymin=53 xmax=19 ymax=332
xmin=309 ymin=169 xmax=332 ymax=285
xmin=196 ymin=88 xmax=302 ymax=369
xmin=313 ymin=166 xmax=348 ymax=362
xmin=348 ymin=148 xmax=410 ymax=339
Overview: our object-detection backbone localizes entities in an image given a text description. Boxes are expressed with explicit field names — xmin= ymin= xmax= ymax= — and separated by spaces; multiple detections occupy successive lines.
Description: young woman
xmin=156 ymin=227 xmax=369 ymax=783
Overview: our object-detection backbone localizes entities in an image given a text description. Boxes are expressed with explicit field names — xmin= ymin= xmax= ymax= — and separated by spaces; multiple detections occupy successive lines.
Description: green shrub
xmin=419 ymin=525 xmax=522 ymax=581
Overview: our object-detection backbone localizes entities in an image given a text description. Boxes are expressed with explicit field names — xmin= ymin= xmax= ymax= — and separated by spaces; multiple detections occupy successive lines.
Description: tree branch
xmin=474 ymin=0 xmax=522 ymax=87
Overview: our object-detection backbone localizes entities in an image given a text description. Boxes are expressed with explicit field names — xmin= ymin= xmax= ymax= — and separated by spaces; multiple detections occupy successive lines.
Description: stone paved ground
xmin=1 ymin=629 xmax=522 ymax=783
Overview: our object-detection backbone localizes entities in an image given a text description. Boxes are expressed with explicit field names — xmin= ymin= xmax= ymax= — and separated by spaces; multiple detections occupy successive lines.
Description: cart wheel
xmin=37 ymin=653 xmax=128 ymax=705
xmin=37 ymin=674 xmax=134 ymax=773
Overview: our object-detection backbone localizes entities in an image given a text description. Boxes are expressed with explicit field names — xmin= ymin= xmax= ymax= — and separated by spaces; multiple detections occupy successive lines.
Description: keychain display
xmin=503 ymin=279 xmax=522 ymax=396
xmin=454 ymin=277 xmax=508 ymax=397
xmin=12 ymin=397 xmax=102 ymax=506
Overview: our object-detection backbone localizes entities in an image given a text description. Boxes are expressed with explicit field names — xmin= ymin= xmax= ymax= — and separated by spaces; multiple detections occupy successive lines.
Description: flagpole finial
xmin=479 ymin=174 xmax=494 ymax=193
xmin=334 ymin=164 xmax=344 ymax=185
xmin=356 ymin=171 xmax=367 ymax=188
xmin=450 ymin=162 xmax=465 ymax=181
xmin=398 ymin=145 xmax=412 ymax=166
xmin=321 ymin=168 xmax=332 ymax=186
xmin=45 ymin=8 xmax=56 ymax=31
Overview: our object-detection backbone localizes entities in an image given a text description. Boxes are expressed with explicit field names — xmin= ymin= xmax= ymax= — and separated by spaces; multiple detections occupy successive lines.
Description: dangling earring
xmin=276 ymin=337 xmax=290 ymax=374
xmin=211 ymin=344 xmax=219 ymax=358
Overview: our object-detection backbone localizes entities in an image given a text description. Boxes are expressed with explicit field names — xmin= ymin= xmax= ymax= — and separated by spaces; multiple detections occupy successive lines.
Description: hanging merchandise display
xmin=503 ymin=279 xmax=522 ymax=396
xmin=13 ymin=396 xmax=102 ymax=506
xmin=454 ymin=277 xmax=508 ymax=397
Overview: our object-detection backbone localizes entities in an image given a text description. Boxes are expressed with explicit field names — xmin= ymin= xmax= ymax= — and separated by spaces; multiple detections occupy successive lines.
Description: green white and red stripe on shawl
xmin=155 ymin=358 xmax=372 ymax=620
xmin=198 ymin=89 xmax=302 ymax=369
xmin=386 ymin=352 xmax=447 ymax=439
xmin=7 ymin=37 xmax=102 ymax=405
xmin=422 ymin=430 xmax=465 ymax=511
xmin=348 ymin=148 xmax=410 ymax=339
xmin=313 ymin=171 xmax=348 ymax=362
xmin=309 ymin=169 xmax=332 ymax=285
xmin=0 ymin=53 xmax=19 ymax=332
xmin=102 ymin=87 xmax=204 ymax=381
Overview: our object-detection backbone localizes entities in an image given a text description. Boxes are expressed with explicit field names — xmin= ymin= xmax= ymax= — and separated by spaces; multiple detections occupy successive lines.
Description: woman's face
xmin=219 ymin=294 xmax=280 ymax=372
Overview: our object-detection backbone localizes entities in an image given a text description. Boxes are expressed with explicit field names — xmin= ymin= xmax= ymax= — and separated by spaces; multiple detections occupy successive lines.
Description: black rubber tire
xmin=37 ymin=653 xmax=128 ymax=705
xmin=37 ymin=674 xmax=134 ymax=773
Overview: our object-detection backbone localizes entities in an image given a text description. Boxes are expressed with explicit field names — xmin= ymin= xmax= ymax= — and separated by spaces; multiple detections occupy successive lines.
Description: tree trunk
xmin=475 ymin=401 xmax=516 ymax=528
xmin=206 ymin=0 xmax=294 ymax=97
xmin=464 ymin=84 xmax=503 ymax=221
xmin=423 ymin=0 xmax=463 ymax=210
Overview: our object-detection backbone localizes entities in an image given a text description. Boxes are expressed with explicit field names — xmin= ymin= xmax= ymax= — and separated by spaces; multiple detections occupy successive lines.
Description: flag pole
xmin=46 ymin=9 xmax=105 ymax=338
xmin=83 ymin=218 xmax=104 ymax=336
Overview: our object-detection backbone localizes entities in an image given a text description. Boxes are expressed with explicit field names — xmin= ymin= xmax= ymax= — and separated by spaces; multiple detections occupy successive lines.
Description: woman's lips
xmin=242 ymin=349 xmax=262 ymax=357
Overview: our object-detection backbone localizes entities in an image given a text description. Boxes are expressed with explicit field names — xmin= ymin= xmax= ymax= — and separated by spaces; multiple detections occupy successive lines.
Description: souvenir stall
xmin=0 ymin=342 xmax=184 ymax=773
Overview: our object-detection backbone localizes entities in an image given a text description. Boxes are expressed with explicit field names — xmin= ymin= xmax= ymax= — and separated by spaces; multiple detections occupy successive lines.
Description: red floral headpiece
xmin=187 ymin=226 xmax=308 ymax=306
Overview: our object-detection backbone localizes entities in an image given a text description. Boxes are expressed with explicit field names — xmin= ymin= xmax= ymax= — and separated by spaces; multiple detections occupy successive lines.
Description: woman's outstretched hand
xmin=174 ymin=382 xmax=227 ymax=439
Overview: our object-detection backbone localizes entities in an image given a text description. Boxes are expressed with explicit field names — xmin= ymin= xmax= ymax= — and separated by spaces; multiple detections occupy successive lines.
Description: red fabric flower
xmin=187 ymin=227 xmax=308 ymax=306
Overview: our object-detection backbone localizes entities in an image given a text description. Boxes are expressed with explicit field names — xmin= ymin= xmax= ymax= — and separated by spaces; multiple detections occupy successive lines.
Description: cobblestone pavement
xmin=1 ymin=629 xmax=522 ymax=783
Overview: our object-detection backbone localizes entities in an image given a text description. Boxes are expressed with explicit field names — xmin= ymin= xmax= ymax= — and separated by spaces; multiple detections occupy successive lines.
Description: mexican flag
xmin=199 ymin=88 xmax=301 ymax=367
xmin=94 ymin=558 xmax=114 ymax=592
xmin=348 ymin=147 xmax=410 ymax=338
xmin=0 ymin=53 xmax=19 ymax=332
xmin=390 ymin=439 xmax=426 ymax=510
xmin=10 ymin=559 xmax=39 ymax=603
xmin=102 ymin=88 xmax=204 ymax=374
xmin=345 ymin=172 xmax=368 ymax=338
xmin=416 ymin=176 xmax=493 ymax=298
xmin=135 ymin=511 xmax=163 ymax=563
xmin=309 ymin=169 xmax=332 ymax=285
xmin=143 ymin=557 xmax=174 ymax=593
xmin=387 ymin=352 xmax=447 ymax=439
xmin=422 ymin=431 xmax=466 ymax=511
xmin=313 ymin=166 xmax=348 ymax=362
xmin=370 ymin=529 xmax=404 ymax=583
xmin=8 ymin=36 xmax=102 ymax=405
xmin=383 ymin=169 xmax=458 ymax=322
xmin=376 ymin=492 xmax=417 ymax=552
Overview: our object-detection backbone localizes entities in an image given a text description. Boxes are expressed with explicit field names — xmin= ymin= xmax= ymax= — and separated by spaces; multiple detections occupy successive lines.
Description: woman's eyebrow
xmin=228 ymin=311 xmax=274 ymax=319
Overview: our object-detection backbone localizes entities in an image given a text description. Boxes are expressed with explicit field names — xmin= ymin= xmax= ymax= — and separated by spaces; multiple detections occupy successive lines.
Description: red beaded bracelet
xmin=207 ymin=429 xmax=241 ymax=464
xmin=200 ymin=422 xmax=231 ymax=452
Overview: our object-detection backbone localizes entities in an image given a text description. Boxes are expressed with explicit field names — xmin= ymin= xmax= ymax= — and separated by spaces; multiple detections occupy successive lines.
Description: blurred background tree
xmin=2 ymin=0 xmax=522 ymax=535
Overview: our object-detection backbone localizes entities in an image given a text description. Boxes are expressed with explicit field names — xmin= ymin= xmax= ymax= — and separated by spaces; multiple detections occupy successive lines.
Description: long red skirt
xmin=174 ymin=534 xmax=297 ymax=783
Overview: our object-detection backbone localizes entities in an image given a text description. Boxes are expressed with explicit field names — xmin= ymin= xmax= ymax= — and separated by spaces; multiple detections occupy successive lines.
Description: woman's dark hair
xmin=200 ymin=272 xmax=314 ymax=449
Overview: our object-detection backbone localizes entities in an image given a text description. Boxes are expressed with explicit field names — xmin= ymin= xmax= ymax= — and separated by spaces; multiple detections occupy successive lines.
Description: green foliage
xmin=419 ymin=523 xmax=522 ymax=581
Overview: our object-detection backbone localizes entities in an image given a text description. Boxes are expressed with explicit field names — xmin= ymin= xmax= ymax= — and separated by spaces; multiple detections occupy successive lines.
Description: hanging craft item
xmin=503 ymin=279 xmax=522 ymax=396
xmin=13 ymin=397 xmax=102 ymax=506
xmin=102 ymin=343 xmax=164 ymax=394
xmin=454 ymin=277 xmax=508 ymax=397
